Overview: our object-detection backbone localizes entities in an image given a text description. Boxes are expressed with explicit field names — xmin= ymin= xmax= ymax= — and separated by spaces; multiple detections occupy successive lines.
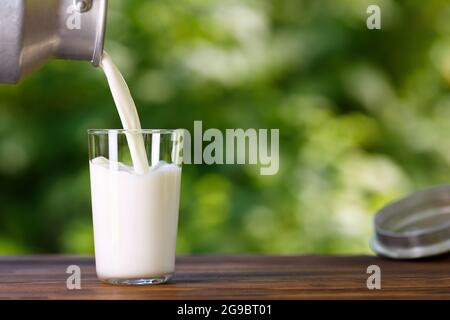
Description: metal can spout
xmin=0 ymin=0 xmax=108 ymax=84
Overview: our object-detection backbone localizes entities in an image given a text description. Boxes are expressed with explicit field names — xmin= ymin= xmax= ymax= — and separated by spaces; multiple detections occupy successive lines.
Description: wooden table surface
xmin=1 ymin=255 xmax=450 ymax=299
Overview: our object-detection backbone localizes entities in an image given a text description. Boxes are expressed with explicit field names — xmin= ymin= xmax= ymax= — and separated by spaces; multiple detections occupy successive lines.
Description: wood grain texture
xmin=1 ymin=255 xmax=450 ymax=299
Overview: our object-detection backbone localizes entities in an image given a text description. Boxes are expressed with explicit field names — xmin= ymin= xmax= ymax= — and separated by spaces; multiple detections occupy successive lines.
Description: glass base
xmin=100 ymin=273 xmax=173 ymax=285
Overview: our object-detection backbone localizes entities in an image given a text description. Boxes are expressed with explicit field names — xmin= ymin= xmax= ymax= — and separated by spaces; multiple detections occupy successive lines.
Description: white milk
xmin=90 ymin=52 xmax=182 ymax=281
xmin=100 ymin=51 xmax=149 ymax=174
xmin=90 ymin=157 xmax=181 ymax=280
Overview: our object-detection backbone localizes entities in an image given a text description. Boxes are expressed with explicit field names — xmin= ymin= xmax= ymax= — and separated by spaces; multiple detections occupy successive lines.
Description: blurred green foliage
xmin=1 ymin=0 xmax=450 ymax=255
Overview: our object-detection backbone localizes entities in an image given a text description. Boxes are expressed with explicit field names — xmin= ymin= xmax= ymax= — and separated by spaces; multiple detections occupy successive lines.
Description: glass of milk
xmin=88 ymin=129 xmax=183 ymax=285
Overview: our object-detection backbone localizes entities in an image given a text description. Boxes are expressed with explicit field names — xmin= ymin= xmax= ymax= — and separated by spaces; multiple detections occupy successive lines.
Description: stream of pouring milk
xmin=100 ymin=51 xmax=149 ymax=174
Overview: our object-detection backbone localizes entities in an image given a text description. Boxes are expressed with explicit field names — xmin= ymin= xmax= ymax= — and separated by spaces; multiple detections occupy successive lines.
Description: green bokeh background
xmin=1 ymin=0 xmax=450 ymax=255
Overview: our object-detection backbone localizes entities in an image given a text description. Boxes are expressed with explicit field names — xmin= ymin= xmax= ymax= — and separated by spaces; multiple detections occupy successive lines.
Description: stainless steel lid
xmin=371 ymin=185 xmax=450 ymax=259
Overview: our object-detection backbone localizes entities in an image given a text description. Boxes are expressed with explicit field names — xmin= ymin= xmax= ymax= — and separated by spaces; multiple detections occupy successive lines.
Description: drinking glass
xmin=88 ymin=129 xmax=183 ymax=285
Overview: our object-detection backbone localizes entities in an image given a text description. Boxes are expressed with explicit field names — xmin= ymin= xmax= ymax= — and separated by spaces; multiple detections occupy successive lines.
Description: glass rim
xmin=88 ymin=129 xmax=183 ymax=135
